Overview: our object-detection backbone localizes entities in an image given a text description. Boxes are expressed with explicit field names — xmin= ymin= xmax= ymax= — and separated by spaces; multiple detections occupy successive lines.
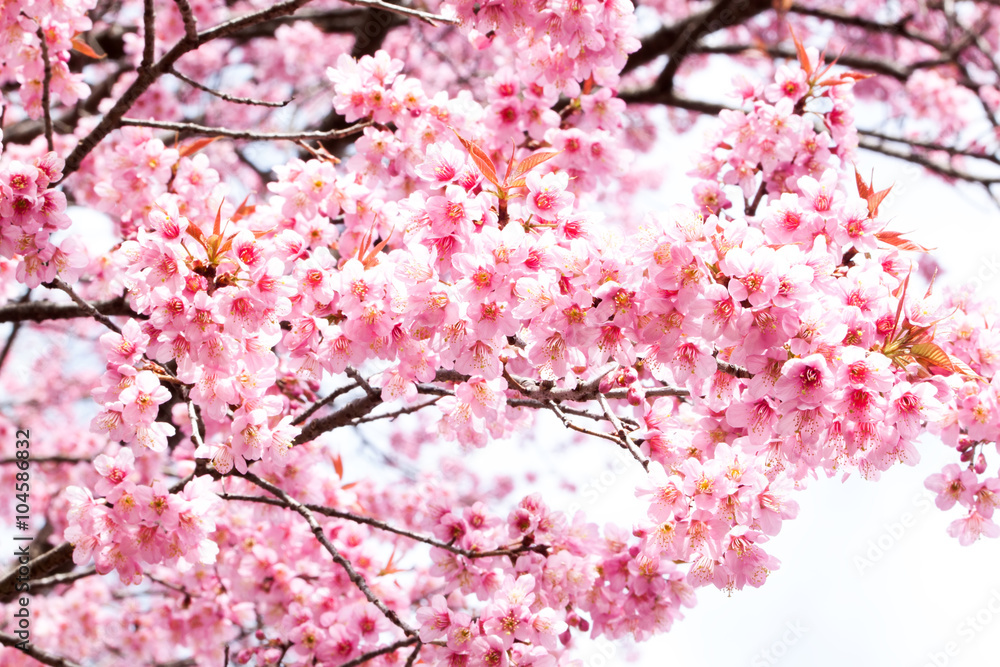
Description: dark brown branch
xmin=858 ymin=129 xmax=1000 ymax=168
xmin=28 ymin=566 xmax=97 ymax=592
xmin=172 ymin=0 xmax=199 ymax=40
xmin=0 ymin=542 xmax=74 ymax=603
xmin=42 ymin=279 xmax=122 ymax=334
xmin=1 ymin=65 xmax=128 ymax=146
xmin=623 ymin=0 xmax=772 ymax=75
xmin=119 ymin=117 xmax=371 ymax=141
xmin=0 ymin=456 xmax=93 ymax=465
xmin=58 ymin=0 xmax=318 ymax=182
xmin=691 ymin=43 xmax=956 ymax=83
xmin=0 ymin=322 xmax=20 ymax=376
xmin=0 ymin=632 xmax=82 ymax=667
xmin=351 ymin=397 xmax=442 ymax=425
xmin=141 ymin=0 xmax=156 ymax=71
xmin=36 ymin=28 xmax=54 ymax=152
xmin=338 ymin=0 xmax=458 ymax=26
xmin=858 ymin=134 xmax=1000 ymax=187
xmin=0 ymin=294 xmax=138 ymax=324
xmin=335 ymin=636 xmax=420 ymax=667
xmin=788 ymin=5 xmax=943 ymax=48
xmin=292 ymin=382 xmax=360 ymax=425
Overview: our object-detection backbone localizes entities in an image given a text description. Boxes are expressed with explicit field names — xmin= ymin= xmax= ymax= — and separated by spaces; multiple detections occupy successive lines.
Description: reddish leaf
xmin=362 ymin=227 xmax=394 ymax=268
xmin=875 ymin=230 xmax=933 ymax=253
xmin=71 ymin=36 xmax=105 ymax=59
xmin=866 ymin=185 xmax=893 ymax=218
xmin=230 ymin=194 xmax=254 ymax=223
xmin=841 ymin=71 xmax=875 ymax=82
xmin=514 ymin=151 xmax=561 ymax=178
xmin=788 ymin=26 xmax=812 ymax=77
xmin=212 ymin=200 xmax=225 ymax=236
xmin=178 ymin=136 xmax=220 ymax=158
xmin=332 ymin=453 xmax=344 ymax=479
xmin=504 ymin=139 xmax=517 ymax=185
xmin=507 ymin=176 xmax=527 ymax=190
xmin=854 ymin=166 xmax=872 ymax=199
xmin=888 ymin=270 xmax=911 ymax=341
xmin=910 ymin=343 xmax=983 ymax=380
xmin=451 ymin=129 xmax=500 ymax=188
xmin=186 ymin=222 xmax=207 ymax=247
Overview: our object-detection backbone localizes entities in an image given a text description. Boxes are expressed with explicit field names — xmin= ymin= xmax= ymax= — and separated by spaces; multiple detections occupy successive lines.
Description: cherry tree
xmin=1 ymin=0 xmax=1000 ymax=665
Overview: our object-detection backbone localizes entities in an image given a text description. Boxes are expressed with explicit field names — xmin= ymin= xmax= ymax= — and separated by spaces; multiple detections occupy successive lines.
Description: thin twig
xmin=0 ymin=456 xmax=93 ymax=465
xmin=545 ymin=400 xmax=623 ymax=445
xmin=340 ymin=0 xmax=459 ymax=26
xmin=350 ymin=397 xmax=442 ymax=425
xmin=292 ymin=382 xmax=359 ymax=425
xmin=335 ymin=636 xmax=420 ymax=667
xmin=0 ymin=294 xmax=138 ymax=324
xmin=403 ymin=641 xmax=423 ymax=667
xmin=0 ymin=322 xmax=21 ymax=376
xmin=169 ymin=67 xmax=292 ymax=107
xmin=241 ymin=472 xmax=417 ymax=637
xmin=42 ymin=279 xmax=122 ymax=334
xmin=29 ymin=566 xmax=97 ymax=590
xmin=119 ymin=117 xmax=372 ymax=142
xmin=36 ymin=28 xmax=54 ymax=152
xmin=219 ymin=492 xmax=548 ymax=559
xmin=187 ymin=400 xmax=205 ymax=449
xmin=597 ymin=394 xmax=649 ymax=471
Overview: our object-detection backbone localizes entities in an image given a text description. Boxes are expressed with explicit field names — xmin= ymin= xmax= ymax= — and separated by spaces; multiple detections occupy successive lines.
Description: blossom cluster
xmin=0 ymin=145 xmax=84 ymax=287
xmin=63 ymin=448 xmax=221 ymax=584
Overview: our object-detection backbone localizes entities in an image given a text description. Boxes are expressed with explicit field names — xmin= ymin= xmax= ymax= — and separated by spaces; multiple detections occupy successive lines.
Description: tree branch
xmin=0 ymin=295 xmax=138 ymax=324
xmin=241 ymin=471 xmax=417 ymax=636
xmin=36 ymin=28 xmax=55 ymax=152
xmin=219 ymin=492 xmax=549 ymax=559
xmin=42 ymin=279 xmax=123 ymax=334
xmin=119 ymin=117 xmax=371 ymax=142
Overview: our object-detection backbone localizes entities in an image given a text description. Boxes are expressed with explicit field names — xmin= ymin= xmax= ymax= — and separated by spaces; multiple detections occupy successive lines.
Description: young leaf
xmin=504 ymin=139 xmax=517 ymax=185
xmin=230 ymin=194 xmax=255 ymax=223
xmin=451 ymin=129 xmax=500 ymax=188
xmin=866 ymin=185 xmax=893 ymax=218
xmin=788 ymin=26 xmax=813 ymax=77
xmin=876 ymin=231 xmax=933 ymax=253
xmin=910 ymin=343 xmax=983 ymax=380
xmin=514 ymin=151 xmax=561 ymax=178
xmin=178 ymin=136 xmax=221 ymax=158
xmin=71 ymin=37 xmax=105 ymax=59
xmin=854 ymin=166 xmax=872 ymax=199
